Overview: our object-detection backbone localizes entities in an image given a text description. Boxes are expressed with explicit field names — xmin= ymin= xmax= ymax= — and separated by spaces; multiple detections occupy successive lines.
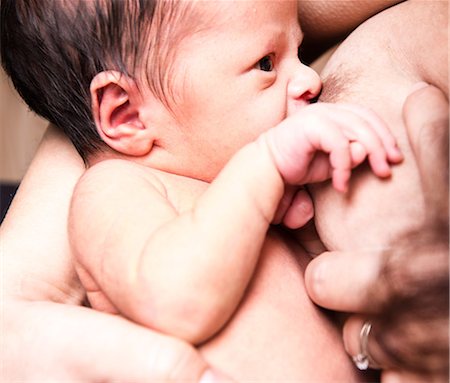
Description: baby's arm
xmin=70 ymin=103 xmax=401 ymax=345
xmin=267 ymin=103 xmax=402 ymax=192
xmin=70 ymin=148 xmax=285 ymax=345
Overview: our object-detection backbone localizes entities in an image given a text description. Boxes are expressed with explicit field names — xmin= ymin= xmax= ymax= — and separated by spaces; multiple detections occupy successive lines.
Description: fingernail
xmin=410 ymin=81 xmax=429 ymax=93
xmin=200 ymin=369 xmax=233 ymax=383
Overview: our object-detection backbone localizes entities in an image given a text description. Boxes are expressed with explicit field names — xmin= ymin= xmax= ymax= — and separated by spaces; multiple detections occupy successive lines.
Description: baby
xmin=1 ymin=0 xmax=402 ymax=344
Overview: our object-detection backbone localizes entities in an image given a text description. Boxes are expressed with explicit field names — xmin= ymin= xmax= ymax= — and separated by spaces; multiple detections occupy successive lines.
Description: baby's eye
xmin=257 ymin=55 xmax=274 ymax=72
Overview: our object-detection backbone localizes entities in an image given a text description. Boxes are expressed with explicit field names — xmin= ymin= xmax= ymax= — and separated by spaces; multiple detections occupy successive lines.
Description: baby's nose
xmin=287 ymin=63 xmax=321 ymax=115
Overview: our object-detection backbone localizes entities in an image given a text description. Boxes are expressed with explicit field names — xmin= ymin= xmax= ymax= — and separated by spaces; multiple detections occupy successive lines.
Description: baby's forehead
xmin=185 ymin=0 xmax=301 ymax=34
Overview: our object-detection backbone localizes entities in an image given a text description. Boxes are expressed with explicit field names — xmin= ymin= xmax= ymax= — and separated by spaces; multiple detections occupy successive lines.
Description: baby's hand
xmin=264 ymin=102 xmax=403 ymax=192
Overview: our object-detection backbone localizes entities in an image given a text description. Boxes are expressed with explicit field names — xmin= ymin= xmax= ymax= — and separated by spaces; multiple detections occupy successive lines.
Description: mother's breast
xmin=310 ymin=2 xmax=438 ymax=253
xmin=199 ymin=228 xmax=365 ymax=381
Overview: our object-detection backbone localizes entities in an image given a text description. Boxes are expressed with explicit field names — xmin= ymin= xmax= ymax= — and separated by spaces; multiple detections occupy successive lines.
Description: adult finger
xmin=342 ymin=232 xmax=449 ymax=379
xmin=382 ymin=368 xmax=446 ymax=383
xmin=343 ymin=310 xmax=449 ymax=380
xmin=343 ymin=316 xmax=391 ymax=371
xmin=402 ymin=83 xmax=449 ymax=217
xmin=305 ymin=249 xmax=385 ymax=312
xmin=4 ymin=300 xmax=230 ymax=382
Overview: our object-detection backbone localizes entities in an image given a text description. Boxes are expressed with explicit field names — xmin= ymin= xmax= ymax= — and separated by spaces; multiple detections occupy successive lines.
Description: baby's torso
xmin=148 ymin=168 xmax=361 ymax=380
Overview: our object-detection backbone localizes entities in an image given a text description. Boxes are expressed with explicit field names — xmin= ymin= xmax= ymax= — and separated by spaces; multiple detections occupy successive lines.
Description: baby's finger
xmin=325 ymin=135 xmax=352 ymax=193
xmin=351 ymin=127 xmax=391 ymax=178
xmin=282 ymin=187 xmax=314 ymax=229
xmin=273 ymin=185 xmax=297 ymax=224
xmin=331 ymin=166 xmax=351 ymax=193
xmin=303 ymin=114 xmax=353 ymax=191
xmin=338 ymin=103 xmax=403 ymax=164
xmin=350 ymin=141 xmax=368 ymax=166
xmin=323 ymin=105 xmax=392 ymax=178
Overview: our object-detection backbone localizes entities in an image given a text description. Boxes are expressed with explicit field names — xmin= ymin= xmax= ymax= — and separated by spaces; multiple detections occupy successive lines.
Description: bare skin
xmin=69 ymin=0 xmax=399 ymax=348
xmin=200 ymin=1 xmax=448 ymax=380
xmin=1 ymin=1 xmax=446 ymax=381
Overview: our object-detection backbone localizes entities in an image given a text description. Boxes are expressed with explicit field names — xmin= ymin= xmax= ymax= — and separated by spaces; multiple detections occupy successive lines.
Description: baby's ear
xmin=90 ymin=71 xmax=154 ymax=156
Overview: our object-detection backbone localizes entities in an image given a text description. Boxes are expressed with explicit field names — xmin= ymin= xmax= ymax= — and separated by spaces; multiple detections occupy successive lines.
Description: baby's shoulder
xmin=153 ymin=168 xmax=209 ymax=214
xmin=77 ymin=159 xmax=208 ymax=213
xmin=77 ymin=159 xmax=165 ymax=194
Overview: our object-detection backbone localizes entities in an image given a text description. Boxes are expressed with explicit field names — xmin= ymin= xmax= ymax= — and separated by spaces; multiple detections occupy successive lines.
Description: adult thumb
xmin=402 ymin=82 xmax=449 ymax=219
xmin=305 ymin=249 xmax=385 ymax=313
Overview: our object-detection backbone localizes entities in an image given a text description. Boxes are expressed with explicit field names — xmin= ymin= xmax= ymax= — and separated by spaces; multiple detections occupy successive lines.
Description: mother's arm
xmin=2 ymin=126 xmax=84 ymax=302
xmin=1 ymin=126 xmax=222 ymax=382
xmin=298 ymin=0 xmax=403 ymax=63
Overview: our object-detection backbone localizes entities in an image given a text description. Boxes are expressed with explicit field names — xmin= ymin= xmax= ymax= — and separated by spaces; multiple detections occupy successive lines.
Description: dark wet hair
xmin=1 ymin=0 xmax=187 ymax=162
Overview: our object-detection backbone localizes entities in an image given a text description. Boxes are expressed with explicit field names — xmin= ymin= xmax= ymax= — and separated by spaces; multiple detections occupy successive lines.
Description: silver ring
xmin=352 ymin=321 xmax=379 ymax=370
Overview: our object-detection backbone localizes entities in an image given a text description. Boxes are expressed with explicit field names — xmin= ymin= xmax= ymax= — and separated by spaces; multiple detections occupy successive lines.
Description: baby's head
xmin=1 ymin=0 xmax=194 ymax=161
xmin=1 ymin=0 xmax=321 ymax=179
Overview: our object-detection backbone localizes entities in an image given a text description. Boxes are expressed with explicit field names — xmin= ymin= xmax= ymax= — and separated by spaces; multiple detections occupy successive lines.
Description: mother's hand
xmin=0 ymin=126 xmax=226 ymax=382
xmin=305 ymin=84 xmax=449 ymax=382
xmin=4 ymin=299 xmax=222 ymax=382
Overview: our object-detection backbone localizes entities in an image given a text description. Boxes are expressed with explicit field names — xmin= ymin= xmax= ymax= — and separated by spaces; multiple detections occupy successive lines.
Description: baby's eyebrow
xmin=264 ymin=24 xmax=302 ymax=52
